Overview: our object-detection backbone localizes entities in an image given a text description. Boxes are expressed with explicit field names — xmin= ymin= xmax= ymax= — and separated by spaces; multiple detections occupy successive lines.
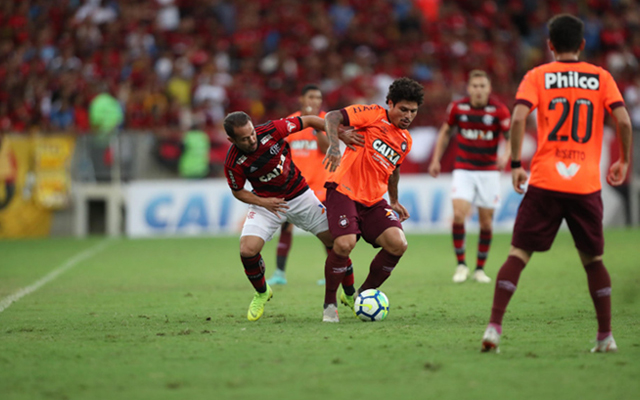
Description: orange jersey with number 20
xmin=515 ymin=60 xmax=625 ymax=194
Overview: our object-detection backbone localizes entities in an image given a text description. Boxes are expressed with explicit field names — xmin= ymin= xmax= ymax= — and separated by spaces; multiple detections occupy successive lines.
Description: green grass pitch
xmin=1 ymin=229 xmax=639 ymax=400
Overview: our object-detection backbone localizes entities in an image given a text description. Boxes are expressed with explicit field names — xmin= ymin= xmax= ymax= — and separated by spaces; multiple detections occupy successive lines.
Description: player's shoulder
xmin=487 ymin=97 xmax=509 ymax=112
xmin=450 ymin=97 xmax=472 ymax=111
xmin=224 ymin=144 xmax=242 ymax=168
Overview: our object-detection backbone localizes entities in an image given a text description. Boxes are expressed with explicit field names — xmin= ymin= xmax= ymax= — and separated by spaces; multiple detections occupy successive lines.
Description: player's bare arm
xmin=497 ymin=130 xmax=512 ymax=171
xmin=388 ymin=167 xmax=410 ymax=222
xmin=338 ymin=126 xmax=365 ymax=150
xmin=299 ymin=115 xmax=325 ymax=132
xmin=322 ymin=110 xmax=344 ymax=172
xmin=509 ymin=104 xmax=531 ymax=194
xmin=428 ymin=122 xmax=452 ymax=177
xmin=231 ymin=188 xmax=289 ymax=218
xmin=607 ymin=106 xmax=632 ymax=186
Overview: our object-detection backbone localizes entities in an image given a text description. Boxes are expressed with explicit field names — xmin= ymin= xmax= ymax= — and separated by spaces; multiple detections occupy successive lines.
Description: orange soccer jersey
xmin=328 ymin=104 xmax=412 ymax=206
xmin=515 ymin=60 xmax=625 ymax=194
xmin=285 ymin=110 xmax=328 ymax=202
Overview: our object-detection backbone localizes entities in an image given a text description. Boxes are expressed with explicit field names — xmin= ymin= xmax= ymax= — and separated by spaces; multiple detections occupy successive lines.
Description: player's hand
xmin=428 ymin=161 xmax=441 ymax=177
xmin=323 ymin=145 xmax=341 ymax=172
xmin=497 ymin=156 xmax=509 ymax=171
xmin=511 ymin=167 xmax=528 ymax=194
xmin=259 ymin=197 xmax=289 ymax=217
xmin=606 ymin=159 xmax=629 ymax=186
xmin=390 ymin=201 xmax=410 ymax=222
xmin=338 ymin=126 xmax=365 ymax=151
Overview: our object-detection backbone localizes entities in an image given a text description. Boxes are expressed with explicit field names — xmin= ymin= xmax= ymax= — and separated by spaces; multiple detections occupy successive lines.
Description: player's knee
xmin=239 ymin=239 xmax=261 ymax=258
xmin=452 ymin=210 xmax=466 ymax=223
xmin=479 ymin=219 xmax=493 ymax=231
xmin=385 ymin=237 xmax=408 ymax=256
xmin=333 ymin=236 xmax=356 ymax=256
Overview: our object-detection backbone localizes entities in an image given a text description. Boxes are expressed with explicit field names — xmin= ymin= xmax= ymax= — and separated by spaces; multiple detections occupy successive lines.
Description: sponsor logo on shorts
xmin=385 ymin=208 xmax=399 ymax=221
xmin=339 ymin=215 xmax=349 ymax=228
xmin=247 ymin=211 xmax=256 ymax=219
xmin=318 ymin=204 xmax=326 ymax=214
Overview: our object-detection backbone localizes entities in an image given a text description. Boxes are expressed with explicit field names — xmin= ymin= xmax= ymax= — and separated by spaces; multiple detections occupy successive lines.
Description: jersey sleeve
xmin=271 ymin=116 xmax=304 ymax=141
xmin=445 ymin=102 xmax=457 ymax=126
xmin=602 ymin=70 xmax=625 ymax=113
xmin=224 ymin=163 xmax=246 ymax=191
xmin=340 ymin=104 xmax=382 ymax=128
xmin=514 ymin=69 xmax=539 ymax=110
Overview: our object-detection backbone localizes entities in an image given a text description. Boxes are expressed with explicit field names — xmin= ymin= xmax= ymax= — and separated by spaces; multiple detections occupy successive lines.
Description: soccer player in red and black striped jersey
xmin=223 ymin=111 xmax=355 ymax=321
xmin=429 ymin=70 xmax=511 ymax=284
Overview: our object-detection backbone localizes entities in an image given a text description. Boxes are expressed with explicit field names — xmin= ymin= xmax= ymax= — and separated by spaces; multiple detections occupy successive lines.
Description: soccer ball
xmin=354 ymin=289 xmax=389 ymax=322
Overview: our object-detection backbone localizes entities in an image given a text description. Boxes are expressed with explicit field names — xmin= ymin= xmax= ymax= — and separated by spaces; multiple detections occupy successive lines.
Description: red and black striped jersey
xmin=224 ymin=116 xmax=309 ymax=201
xmin=446 ymin=97 xmax=511 ymax=171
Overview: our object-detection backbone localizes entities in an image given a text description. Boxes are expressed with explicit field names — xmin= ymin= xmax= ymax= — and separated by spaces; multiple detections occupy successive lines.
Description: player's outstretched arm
xmin=428 ymin=123 xmax=452 ymax=177
xmin=607 ymin=106 xmax=632 ymax=186
xmin=388 ymin=168 xmax=410 ymax=222
xmin=231 ymin=189 xmax=289 ymax=217
xmin=300 ymin=115 xmax=325 ymax=132
xmin=322 ymin=110 xmax=344 ymax=172
xmin=509 ymin=104 xmax=530 ymax=194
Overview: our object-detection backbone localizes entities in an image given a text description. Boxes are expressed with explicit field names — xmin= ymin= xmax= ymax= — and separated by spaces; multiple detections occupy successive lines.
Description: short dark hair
xmin=301 ymin=84 xmax=320 ymax=96
xmin=386 ymin=77 xmax=424 ymax=107
xmin=548 ymin=14 xmax=584 ymax=53
xmin=223 ymin=111 xmax=251 ymax=138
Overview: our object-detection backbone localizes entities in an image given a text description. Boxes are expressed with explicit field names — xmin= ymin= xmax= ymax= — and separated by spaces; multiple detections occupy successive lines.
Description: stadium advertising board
xmin=126 ymin=176 xmax=625 ymax=237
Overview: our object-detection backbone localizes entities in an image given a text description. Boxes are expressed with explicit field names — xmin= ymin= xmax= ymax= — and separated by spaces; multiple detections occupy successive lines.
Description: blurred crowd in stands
xmin=1 ymin=0 xmax=639 ymax=176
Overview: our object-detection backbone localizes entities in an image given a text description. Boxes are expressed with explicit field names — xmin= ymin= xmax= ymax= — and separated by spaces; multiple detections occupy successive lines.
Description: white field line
xmin=0 ymin=240 xmax=112 ymax=313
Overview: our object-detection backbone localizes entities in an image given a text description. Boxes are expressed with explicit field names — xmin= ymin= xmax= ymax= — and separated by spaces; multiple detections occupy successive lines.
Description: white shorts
xmin=451 ymin=169 xmax=501 ymax=209
xmin=240 ymin=189 xmax=329 ymax=242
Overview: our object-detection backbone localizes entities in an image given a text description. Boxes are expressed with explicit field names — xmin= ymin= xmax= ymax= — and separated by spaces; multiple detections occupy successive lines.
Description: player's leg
xmin=357 ymin=226 xmax=407 ymax=292
xmin=452 ymin=198 xmax=472 ymax=282
xmin=315 ymin=229 xmax=356 ymax=309
xmin=266 ymin=222 xmax=294 ymax=286
xmin=472 ymin=171 xmax=501 ymax=283
xmin=240 ymin=205 xmax=283 ymax=321
xmin=564 ymin=191 xmax=615 ymax=352
xmin=451 ymin=170 xmax=475 ymax=282
xmin=473 ymin=207 xmax=495 ymax=283
xmin=482 ymin=186 xmax=562 ymax=351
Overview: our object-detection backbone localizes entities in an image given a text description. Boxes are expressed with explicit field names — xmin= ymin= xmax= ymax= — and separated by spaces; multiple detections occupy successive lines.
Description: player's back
xmin=516 ymin=61 xmax=624 ymax=194
xmin=285 ymin=111 xmax=328 ymax=201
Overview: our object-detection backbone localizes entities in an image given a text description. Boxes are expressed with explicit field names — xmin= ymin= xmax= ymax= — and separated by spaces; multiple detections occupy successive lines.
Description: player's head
xmin=547 ymin=14 xmax=585 ymax=54
xmin=300 ymin=84 xmax=322 ymax=116
xmin=467 ymin=70 xmax=491 ymax=106
xmin=224 ymin=111 xmax=258 ymax=153
xmin=385 ymin=77 xmax=424 ymax=130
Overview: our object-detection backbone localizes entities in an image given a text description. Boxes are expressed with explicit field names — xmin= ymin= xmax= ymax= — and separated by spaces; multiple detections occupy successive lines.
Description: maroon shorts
xmin=512 ymin=185 xmax=604 ymax=256
xmin=325 ymin=184 xmax=403 ymax=247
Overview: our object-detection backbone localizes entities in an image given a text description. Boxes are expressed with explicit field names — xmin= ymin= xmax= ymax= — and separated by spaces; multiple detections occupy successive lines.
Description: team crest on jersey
xmin=260 ymin=134 xmax=273 ymax=145
xmin=339 ymin=215 xmax=349 ymax=228
xmin=286 ymin=120 xmax=296 ymax=132
xmin=483 ymin=115 xmax=494 ymax=125
xmin=401 ymin=141 xmax=407 ymax=152
xmin=372 ymin=139 xmax=400 ymax=165
xmin=270 ymin=143 xmax=281 ymax=155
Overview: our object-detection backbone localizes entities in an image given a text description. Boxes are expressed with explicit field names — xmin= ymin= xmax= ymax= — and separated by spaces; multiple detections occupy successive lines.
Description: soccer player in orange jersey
xmin=429 ymin=70 xmax=511 ymax=284
xmin=321 ymin=77 xmax=425 ymax=322
xmin=481 ymin=14 xmax=632 ymax=353
xmin=266 ymin=85 xmax=364 ymax=286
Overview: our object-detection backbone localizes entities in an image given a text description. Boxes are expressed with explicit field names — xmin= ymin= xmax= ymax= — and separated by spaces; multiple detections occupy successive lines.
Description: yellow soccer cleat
xmin=247 ymin=284 xmax=273 ymax=321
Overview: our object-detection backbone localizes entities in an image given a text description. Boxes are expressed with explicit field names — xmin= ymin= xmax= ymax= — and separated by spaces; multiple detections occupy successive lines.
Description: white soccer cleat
xmin=322 ymin=304 xmax=339 ymax=323
xmin=591 ymin=335 xmax=618 ymax=353
xmin=473 ymin=269 xmax=492 ymax=283
xmin=453 ymin=264 xmax=469 ymax=283
xmin=481 ymin=325 xmax=501 ymax=353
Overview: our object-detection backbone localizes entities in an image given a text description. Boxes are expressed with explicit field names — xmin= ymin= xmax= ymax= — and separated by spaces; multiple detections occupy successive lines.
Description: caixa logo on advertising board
xmin=144 ymin=193 xmax=234 ymax=234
